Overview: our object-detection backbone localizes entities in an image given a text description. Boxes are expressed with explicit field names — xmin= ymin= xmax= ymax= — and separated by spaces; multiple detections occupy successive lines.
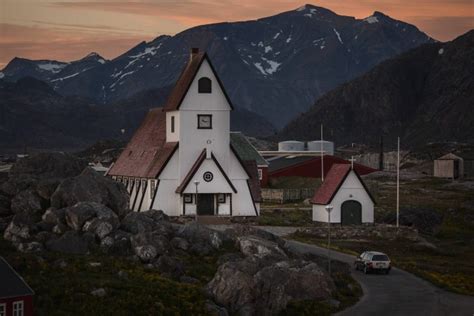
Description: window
xmin=217 ymin=194 xmax=226 ymax=203
xmin=150 ymin=180 xmax=156 ymax=199
xmin=184 ymin=194 xmax=193 ymax=203
xmin=197 ymin=114 xmax=212 ymax=129
xmin=258 ymin=169 xmax=263 ymax=180
xmin=198 ymin=77 xmax=212 ymax=93
xmin=0 ymin=303 xmax=5 ymax=316
xmin=171 ymin=116 xmax=175 ymax=133
xmin=13 ymin=301 xmax=24 ymax=316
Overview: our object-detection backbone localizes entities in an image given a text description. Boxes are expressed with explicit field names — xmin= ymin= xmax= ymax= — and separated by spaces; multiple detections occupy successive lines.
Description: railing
xmin=261 ymin=188 xmax=315 ymax=203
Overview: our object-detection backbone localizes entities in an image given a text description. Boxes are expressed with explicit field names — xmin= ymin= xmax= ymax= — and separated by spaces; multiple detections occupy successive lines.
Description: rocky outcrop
xmin=207 ymin=255 xmax=334 ymax=315
xmin=51 ymin=168 xmax=129 ymax=218
xmin=45 ymin=231 xmax=92 ymax=254
xmin=10 ymin=189 xmax=45 ymax=215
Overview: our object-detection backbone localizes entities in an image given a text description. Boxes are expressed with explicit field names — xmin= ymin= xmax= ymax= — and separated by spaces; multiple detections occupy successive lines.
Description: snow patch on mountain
xmin=438 ymin=48 xmax=444 ymax=55
xmin=273 ymin=32 xmax=280 ymax=39
xmin=0 ymin=72 xmax=4 ymax=79
xmin=110 ymin=71 xmax=135 ymax=88
xmin=37 ymin=62 xmax=67 ymax=73
xmin=364 ymin=16 xmax=379 ymax=24
xmin=333 ymin=28 xmax=343 ymax=44
xmin=286 ymin=35 xmax=292 ymax=43
xmin=261 ymin=57 xmax=281 ymax=74
xmin=51 ymin=72 xmax=80 ymax=82
xmin=254 ymin=62 xmax=266 ymax=75
xmin=265 ymin=46 xmax=273 ymax=53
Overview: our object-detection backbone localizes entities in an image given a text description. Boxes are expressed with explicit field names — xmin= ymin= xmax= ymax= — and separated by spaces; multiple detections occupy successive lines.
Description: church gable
xmin=179 ymin=57 xmax=233 ymax=111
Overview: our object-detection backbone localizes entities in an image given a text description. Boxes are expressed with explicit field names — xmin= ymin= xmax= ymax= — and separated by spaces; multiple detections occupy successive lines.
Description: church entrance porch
xmin=197 ymin=194 xmax=215 ymax=215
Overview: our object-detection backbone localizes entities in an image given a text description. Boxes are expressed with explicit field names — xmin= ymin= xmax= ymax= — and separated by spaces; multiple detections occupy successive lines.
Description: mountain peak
xmin=80 ymin=52 xmax=106 ymax=64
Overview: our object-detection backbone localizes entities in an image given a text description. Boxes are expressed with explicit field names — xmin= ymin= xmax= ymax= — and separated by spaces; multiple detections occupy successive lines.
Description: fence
xmin=261 ymin=188 xmax=315 ymax=203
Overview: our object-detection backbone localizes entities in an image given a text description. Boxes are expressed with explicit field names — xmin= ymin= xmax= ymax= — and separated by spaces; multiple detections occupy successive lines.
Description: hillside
xmin=0 ymin=4 xmax=433 ymax=128
xmin=277 ymin=30 xmax=474 ymax=147
xmin=0 ymin=78 xmax=275 ymax=151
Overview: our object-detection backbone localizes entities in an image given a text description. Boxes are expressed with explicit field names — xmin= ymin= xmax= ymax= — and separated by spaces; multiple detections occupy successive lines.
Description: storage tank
xmin=278 ymin=141 xmax=305 ymax=152
xmin=307 ymin=140 xmax=335 ymax=155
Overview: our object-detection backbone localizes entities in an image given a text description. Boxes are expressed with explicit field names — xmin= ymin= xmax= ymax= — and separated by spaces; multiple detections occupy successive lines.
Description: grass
xmin=289 ymin=231 xmax=474 ymax=296
xmin=256 ymin=208 xmax=313 ymax=226
xmin=0 ymin=237 xmax=215 ymax=315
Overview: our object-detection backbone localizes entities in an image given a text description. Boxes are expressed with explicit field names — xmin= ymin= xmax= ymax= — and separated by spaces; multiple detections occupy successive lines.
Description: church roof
xmin=164 ymin=50 xmax=234 ymax=111
xmin=108 ymin=108 xmax=178 ymax=178
xmin=242 ymin=160 xmax=262 ymax=203
xmin=311 ymin=164 xmax=374 ymax=205
xmin=0 ymin=257 xmax=34 ymax=299
xmin=230 ymin=132 xmax=268 ymax=166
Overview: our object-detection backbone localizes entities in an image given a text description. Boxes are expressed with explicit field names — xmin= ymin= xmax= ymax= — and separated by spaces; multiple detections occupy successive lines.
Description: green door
xmin=341 ymin=200 xmax=362 ymax=225
xmin=197 ymin=194 xmax=215 ymax=215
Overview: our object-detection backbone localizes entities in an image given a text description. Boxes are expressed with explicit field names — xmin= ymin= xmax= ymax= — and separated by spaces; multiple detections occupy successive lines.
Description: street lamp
xmin=193 ymin=180 xmax=199 ymax=222
xmin=325 ymin=205 xmax=333 ymax=275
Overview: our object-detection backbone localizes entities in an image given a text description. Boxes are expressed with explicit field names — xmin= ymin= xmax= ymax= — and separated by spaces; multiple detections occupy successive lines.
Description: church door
xmin=341 ymin=200 xmax=362 ymax=225
xmin=197 ymin=194 xmax=215 ymax=215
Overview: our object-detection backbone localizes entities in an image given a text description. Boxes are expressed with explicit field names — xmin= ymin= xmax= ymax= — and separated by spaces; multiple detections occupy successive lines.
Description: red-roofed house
xmin=311 ymin=164 xmax=375 ymax=224
xmin=108 ymin=48 xmax=261 ymax=216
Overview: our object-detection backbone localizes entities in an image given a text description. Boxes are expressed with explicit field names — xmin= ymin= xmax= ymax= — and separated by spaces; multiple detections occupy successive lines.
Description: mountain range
xmin=277 ymin=30 xmax=474 ymax=147
xmin=0 ymin=4 xmax=434 ymax=129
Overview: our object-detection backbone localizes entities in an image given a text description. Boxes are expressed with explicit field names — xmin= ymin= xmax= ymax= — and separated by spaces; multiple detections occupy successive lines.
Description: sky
xmin=0 ymin=0 xmax=473 ymax=68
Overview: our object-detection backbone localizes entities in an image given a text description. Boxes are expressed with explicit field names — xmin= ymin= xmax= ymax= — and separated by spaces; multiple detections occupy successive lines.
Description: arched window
xmin=198 ymin=77 xmax=212 ymax=93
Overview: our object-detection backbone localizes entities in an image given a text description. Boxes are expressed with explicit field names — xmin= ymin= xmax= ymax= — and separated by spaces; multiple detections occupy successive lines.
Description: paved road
xmin=209 ymin=225 xmax=474 ymax=315
xmin=287 ymin=240 xmax=474 ymax=316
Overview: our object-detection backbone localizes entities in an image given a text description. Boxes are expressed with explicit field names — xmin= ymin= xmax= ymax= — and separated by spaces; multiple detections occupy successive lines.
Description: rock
xmin=0 ymin=174 xmax=37 ymax=196
xmin=131 ymin=232 xmax=170 ymax=255
xmin=35 ymin=220 xmax=54 ymax=232
xmin=45 ymin=231 xmax=90 ymax=254
xmin=0 ymin=215 xmax=14 ymax=234
xmin=178 ymin=222 xmax=226 ymax=250
xmin=89 ymin=262 xmax=102 ymax=267
xmin=207 ymin=256 xmax=334 ymax=314
xmin=170 ymin=237 xmax=189 ymax=251
xmin=90 ymin=288 xmax=106 ymax=297
xmin=100 ymin=230 xmax=132 ymax=256
xmin=42 ymin=208 xmax=66 ymax=226
xmin=135 ymin=245 xmax=158 ymax=263
xmin=36 ymin=179 xmax=61 ymax=200
xmin=236 ymin=236 xmax=288 ymax=259
xmin=10 ymin=189 xmax=45 ymax=215
xmin=383 ymin=207 xmax=444 ymax=234
xmin=206 ymin=300 xmax=229 ymax=316
xmin=225 ymin=225 xmax=286 ymax=249
xmin=52 ymin=223 xmax=68 ymax=235
xmin=0 ymin=194 xmax=11 ymax=216
xmin=117 ymin=270 xmax=129 ymax=279
xmin=3 ymin=213 xmax=37 ymax=242
xmin=65 ymin=203 xmax=97 ymax=231
xmin=35 ymin=231 xmax=56 ymax=243
xmin=51 ymin=168 xmax=129 ymax=218
xmin=54 ymin=259 xmax=68 ymax=269
xmin=17 ymin=241 xmax=43 ymax=253
xmin=154 ymin=255 xmax=185 ymax=279
xmin=327 ymin=299 xmax=341 ymax=308
xmin=120 ymin=210 xmax=172 ymax=235
xmin=217 ymin=253 xmax=244 ymax=266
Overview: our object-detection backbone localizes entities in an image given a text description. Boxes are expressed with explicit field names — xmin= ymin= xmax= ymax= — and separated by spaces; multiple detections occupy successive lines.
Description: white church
xmin=108 ymin=48 xmax=262 ymax=216
xmin=311 ymin=164 xmax=375 ymax=224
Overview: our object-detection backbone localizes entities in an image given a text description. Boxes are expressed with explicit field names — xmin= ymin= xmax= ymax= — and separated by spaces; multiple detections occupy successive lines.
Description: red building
xmin=0 ymin=257 xmax=34 ymax=316
xmin=267 ymin=155 xmax=376 ymax=184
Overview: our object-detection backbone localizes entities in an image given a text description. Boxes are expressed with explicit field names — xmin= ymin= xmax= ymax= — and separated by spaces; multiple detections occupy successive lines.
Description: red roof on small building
xmin=311 ymin=164 xmax=375 ymax=205
xmin=108 ymin=108 xmax=178 ymax=178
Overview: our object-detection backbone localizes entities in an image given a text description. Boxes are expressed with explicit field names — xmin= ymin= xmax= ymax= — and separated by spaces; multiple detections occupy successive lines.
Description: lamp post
xmin=325 ymin=205 xmax=333 ymax=275
xmin=193 ymin=180 xmax=199 ymax=222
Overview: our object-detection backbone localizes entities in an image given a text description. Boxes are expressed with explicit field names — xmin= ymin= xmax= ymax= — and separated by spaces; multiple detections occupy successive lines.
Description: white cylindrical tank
xmin=307 ymin=140 xmax=335 ymax=155
xmin=278 ymin=141 xmax=305 ymax=152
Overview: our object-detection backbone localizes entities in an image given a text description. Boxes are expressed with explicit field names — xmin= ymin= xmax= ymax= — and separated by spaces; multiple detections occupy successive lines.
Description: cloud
xmin=0 ymin=23 xmax=147 ymax=67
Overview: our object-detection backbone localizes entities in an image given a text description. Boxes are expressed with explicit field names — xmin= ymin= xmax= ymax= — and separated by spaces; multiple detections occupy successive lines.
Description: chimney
xmin=190 ymin=47 xmax=199 ymax=60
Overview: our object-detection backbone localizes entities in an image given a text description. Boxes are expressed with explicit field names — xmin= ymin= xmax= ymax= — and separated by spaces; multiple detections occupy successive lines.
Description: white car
xmin=354 ymin=251 xmax=391 ymax=274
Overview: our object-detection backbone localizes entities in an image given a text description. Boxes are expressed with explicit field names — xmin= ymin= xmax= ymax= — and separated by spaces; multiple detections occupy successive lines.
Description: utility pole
xmin=396 ymin=137 xmax=400 ymax=228
xmin=325 ymin=205 xmax=333 ymax=275
xmin=321 ymin=124 xmax=324 ymax=182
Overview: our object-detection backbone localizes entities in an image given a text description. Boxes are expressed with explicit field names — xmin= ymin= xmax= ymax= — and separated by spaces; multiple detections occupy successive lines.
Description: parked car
xmin=354 ymin=251 xmax=391 ymax=274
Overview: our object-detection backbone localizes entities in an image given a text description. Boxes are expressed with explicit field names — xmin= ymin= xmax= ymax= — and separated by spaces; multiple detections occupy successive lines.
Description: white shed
xmin=311 ymin=164 xmax=374 ymax=224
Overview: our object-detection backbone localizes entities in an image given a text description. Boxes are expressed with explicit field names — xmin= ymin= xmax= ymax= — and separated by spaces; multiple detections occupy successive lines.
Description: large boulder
xmin=178 ymin=222 xmax=227 ymax=250
xmin=2 ymin=153 xmax=87 ymax=196
xmin=100 ymin=230 xmax=132 ymax=256
xmin=10 ymin=189 xmax=45 ymax=215
xmin=131 ymin=232 xmax=170 ymax=256
xmin=207 ymin=256 xmax=334 ymax=314
xmin=0 ymin=193 xmax=11 ymax=216
xmin=45 ymin=231 xmax=91 ymax=254
xmin=236 ymin=236 xmax=288 ymax=259
xmin=3 ymin=212 xmax=39 ymax=243
xmin=65 ymin=203 xmax=97 ymax=231
xmin=66 ymin=202 xmax=120 ymax=235
xmin=42 ymin=208 xmax=66 ymax=226
xmin=51 ymin=168 xmax=129 ymax=218
xmin=153 ymin=255 xmax=185 ymax=279
xmin=120 ymin=210 xmax=172 ymax=235
xmin=36 ymin=179 xmax=61 ymax=200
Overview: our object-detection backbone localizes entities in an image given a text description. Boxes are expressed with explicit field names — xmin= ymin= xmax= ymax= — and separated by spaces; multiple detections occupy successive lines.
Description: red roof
xmin=164 ymin=51 xmax=234 ymax=111
xmin=311 ymin=164 xmax=374 ymax=205
xmin=108 ymin=108 xmax=178 ymax=178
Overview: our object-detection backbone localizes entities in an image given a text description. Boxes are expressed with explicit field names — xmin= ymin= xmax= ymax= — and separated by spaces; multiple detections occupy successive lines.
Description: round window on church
xmin=203 ymin=171 xmax=214 ymax=182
